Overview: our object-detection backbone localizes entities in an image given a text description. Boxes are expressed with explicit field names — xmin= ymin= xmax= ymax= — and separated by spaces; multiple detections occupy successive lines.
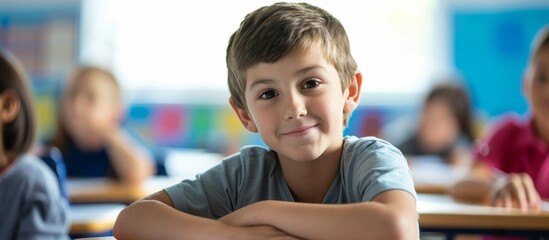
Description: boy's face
xmin=525 ymin=47 xmax=549 ymax=128
xmin=231 ymin=47 xmax=361 ymax=163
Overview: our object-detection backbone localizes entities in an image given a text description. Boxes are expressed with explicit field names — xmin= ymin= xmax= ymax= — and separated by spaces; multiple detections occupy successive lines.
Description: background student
xmin=0 ymin=50 xmax=69 ymax=239
xmin=47 ymin=66 xmax=155 ymax=185
xmin=397 ymin=81 xmax=476 ymax=167
xmin=113 ymin=2 xmax=418 ymax=240
xmin=452 ymin=25 xmax=549 ymax=211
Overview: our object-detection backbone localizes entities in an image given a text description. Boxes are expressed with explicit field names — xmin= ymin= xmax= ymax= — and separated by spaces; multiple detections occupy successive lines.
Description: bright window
xmin=81 ymin=0 xmax=441 ymax=105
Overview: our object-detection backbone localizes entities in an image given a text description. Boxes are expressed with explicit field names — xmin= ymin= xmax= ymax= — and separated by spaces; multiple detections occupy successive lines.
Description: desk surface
xmin=67 ymin=176 xmax=188 ymax=203
xmin=67 ymin=192 xmax=549 ymax=236
xmin=409 ymin=156 xmax=469 ymax=194
xmin=417 ymin=194 xmax=549 ymax=231
xmin=69 ymin=204 xmax=126 ymax=234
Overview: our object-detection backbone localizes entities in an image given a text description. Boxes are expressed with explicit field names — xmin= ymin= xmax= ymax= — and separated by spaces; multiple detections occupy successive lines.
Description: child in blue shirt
xmin=114 ymin=2 xmax=418 ymax=239
xmin=48 ymin=66 xmax=155 ymax=185
xmin=0 ymin=50 xmax=68 ymax=239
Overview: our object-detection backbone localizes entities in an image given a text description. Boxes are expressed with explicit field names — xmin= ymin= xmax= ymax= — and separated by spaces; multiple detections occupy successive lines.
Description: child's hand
xmin=490 ymin=173 xmax=541 ymax=209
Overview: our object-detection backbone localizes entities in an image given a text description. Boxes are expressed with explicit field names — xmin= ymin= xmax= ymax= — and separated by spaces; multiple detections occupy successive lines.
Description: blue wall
xmin=453 ymin=7 xmax=549 ymax=118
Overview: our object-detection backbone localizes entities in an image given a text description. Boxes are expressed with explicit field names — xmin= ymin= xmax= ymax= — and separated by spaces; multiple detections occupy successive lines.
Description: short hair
xmin=226 ymin=2 xmax=357 ymax=125
xmin=0 ymin=50 xmax=35 ymax=155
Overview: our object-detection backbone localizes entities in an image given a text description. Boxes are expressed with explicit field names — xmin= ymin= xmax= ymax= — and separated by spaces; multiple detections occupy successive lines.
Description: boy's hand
xmin=490 ymin=173 xmax=541 ymax=209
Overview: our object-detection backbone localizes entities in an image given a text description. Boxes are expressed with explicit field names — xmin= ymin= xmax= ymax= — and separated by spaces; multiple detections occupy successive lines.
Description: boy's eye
xmin=259 ymin=90 xmax=278 ymax=99
xmin=302 ymin=79 xmax=320 ymax=89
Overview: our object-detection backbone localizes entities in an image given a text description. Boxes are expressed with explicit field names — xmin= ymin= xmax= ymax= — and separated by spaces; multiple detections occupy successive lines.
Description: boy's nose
xmin=283 ymin=94 xmax=307 ymax=120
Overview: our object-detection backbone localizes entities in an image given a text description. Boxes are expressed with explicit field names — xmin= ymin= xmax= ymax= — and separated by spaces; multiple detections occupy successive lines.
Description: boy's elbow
xmin=113 ymin=208 xmax=129 ymax=239
xmin=391 ymin=212 xmax=418 ymax=240
xmin=373 ymin=209 xmax=417 ymax=240
xmin=113 ymin=204 xmax=136 ymax=239
xmin=113 ymin=200 xmax=152 ymax=239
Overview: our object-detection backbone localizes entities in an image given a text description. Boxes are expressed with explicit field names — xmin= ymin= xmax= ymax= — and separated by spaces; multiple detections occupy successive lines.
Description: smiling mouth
xmin=282 ymin=124 xmax=319 ymax=136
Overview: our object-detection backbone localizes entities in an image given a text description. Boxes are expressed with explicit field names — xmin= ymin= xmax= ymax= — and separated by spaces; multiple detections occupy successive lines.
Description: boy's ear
xmin=229 ymin=98 xmax=258 ymax=132
xmin=0 ymin=90 xmax=20 ymax=123
xmin=343 ymin=71 xmax=362 ymax=113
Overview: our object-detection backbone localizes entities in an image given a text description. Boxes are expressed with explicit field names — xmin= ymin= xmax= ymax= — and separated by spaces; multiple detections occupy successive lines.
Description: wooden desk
xmin=67 ymin=176 xmax=189 ymax=203
xmin=67 ymin=149 xmax=224 ymax=203
xmin=414 ymin=182 xmax=449 ymax=194
xmin=410 ymin=156 xmax=468 ymax=194
xmin=417 ymin=194 xmax=549 ymax=239
xmin=68 ymin=191 xmax=549 ymax=238
xmin=69 ymin=204 xmax=126 ymax=236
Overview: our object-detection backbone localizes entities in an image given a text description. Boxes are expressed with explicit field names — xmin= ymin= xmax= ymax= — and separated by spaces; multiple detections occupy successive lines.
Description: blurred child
xmin=398 ymin=81 xmax=475 ymax=167
xmin=0 ymin=50 xmax=68 ymax=239
xmin=114 ymin=2 xmax=418 ymax=239
xmin=49 ymin=66 xmax=154 ymax=185
xmin=452 ymin=25 xmax=549 ymax=212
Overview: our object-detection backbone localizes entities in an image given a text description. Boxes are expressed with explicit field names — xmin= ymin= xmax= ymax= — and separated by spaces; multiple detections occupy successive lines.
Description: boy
xmin=114 ymin=2 xmax=418 ymax=239
xmin=452 ymin=25 xmax=549 ymax=211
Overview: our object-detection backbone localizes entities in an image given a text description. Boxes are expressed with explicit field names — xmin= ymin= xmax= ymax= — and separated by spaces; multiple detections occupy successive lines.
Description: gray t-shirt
xmin=165 ymin=136 xmax=416 ymax=219
xmin=0 ymin=154 xmax=69 ymax=240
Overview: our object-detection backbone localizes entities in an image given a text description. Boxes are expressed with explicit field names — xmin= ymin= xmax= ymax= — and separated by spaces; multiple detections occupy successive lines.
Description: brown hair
xmin=50 ymin=66 xmax=120 ymax=152
xmin=226 ymin=2 xmax=357 ymax=126
xmin=529 ymin=24 xmax=549 ymax=62
xmin=424 ymin=82 xmax=475 ymax=141
xmin=0 ymin=50 xmax=36 ymax=155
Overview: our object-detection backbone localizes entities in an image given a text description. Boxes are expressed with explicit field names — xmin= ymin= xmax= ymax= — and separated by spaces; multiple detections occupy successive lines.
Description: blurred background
xmin=1 ymin=0 xmax=548 ymax=158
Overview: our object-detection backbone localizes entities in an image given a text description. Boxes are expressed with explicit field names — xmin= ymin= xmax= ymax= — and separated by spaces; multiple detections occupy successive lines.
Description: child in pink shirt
xmin=452 ymin=25 xmax=549 ymax=210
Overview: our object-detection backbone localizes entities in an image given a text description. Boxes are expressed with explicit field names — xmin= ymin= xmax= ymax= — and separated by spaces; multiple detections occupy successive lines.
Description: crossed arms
xmin=113 ymin=189 xmax=417 ymax=240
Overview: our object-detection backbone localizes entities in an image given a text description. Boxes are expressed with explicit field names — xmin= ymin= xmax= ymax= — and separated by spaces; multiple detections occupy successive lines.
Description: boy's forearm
xmin=223 ymin=195 xmax=417 ymax=240
xmin=260 ymin=201 xmax=415 ymax=240
xmin=114 ymin=200 xmax=228 ymax=240
xmin=114 ymin=199 xmax=302 ymax=240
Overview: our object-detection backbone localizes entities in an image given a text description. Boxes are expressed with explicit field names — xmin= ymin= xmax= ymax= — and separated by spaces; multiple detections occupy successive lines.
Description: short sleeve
xmin=164 ymin=154 xmax=241 ymax=219
xmin=345 ymin=137 xmax=416 ymax=202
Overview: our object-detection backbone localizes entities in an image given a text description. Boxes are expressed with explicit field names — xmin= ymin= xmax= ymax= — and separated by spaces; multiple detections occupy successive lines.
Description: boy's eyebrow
xmin=249 ymin=79 xmax=275 ymax=91
xmin=295 ymin=65 xmax=324 ymax=76
xmin=248 ymin=65 xmax=325 ymax=90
